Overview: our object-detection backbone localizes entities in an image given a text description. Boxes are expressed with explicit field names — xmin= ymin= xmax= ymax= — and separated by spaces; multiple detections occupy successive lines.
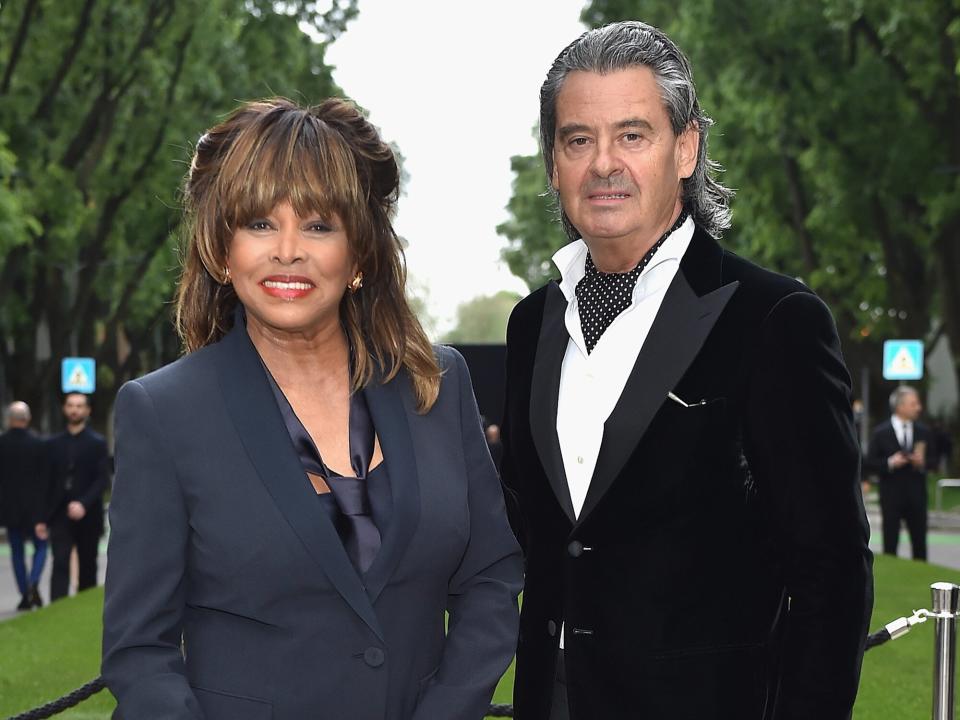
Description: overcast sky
xmin=326 ymin=1 xmax=586 ymax=334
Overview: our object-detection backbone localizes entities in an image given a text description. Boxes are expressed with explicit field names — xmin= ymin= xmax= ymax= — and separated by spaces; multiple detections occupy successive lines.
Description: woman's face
xmin=226 ymin=201 xmax=356 ymax=339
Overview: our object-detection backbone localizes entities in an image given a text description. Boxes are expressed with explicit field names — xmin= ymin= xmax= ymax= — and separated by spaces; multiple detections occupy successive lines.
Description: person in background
xmin=102 ymin=97 xmax=522 ymax=720
xmin=0 ymin=401 xmax=49 ymax=610
xmin=865 ymin=385 xmax=932 ymax=560
xmin=45 ymin=392 xmax=109 ymax=600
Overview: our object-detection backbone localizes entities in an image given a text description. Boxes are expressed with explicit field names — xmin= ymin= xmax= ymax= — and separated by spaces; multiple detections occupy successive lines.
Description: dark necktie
xmin=575 ymin=209 xmax=688 ymax=354
xmin=265 ymin=369 xmax=382 ymax=574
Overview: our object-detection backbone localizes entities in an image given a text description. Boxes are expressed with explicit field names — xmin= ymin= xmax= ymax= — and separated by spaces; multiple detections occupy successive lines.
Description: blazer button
xmin=363 ymin=647 xmax=385 ymax=668
xmin=567 ymin=540 xmax=584 ymax=558
xmin=547 ymin=620 xmax=557 ymax=637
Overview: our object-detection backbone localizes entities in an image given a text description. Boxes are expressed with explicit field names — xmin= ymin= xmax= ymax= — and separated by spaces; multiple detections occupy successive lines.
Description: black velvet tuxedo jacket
xmin=101 ymin=319 xmax=523 ymax=720
xmin=501 ymin=227 xmax=873 ymax=720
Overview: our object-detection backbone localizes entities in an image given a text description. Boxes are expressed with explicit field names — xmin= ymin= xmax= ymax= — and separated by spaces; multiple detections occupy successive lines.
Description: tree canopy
xmin=443 ymin=291 xmax=521 ymax=345
xmin=0 ymin=0 xmax=356 ymax=429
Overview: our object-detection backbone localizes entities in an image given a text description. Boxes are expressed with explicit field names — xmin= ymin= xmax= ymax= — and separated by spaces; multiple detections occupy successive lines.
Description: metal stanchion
xmin=931 ymin=582 xmax=959 ymax=720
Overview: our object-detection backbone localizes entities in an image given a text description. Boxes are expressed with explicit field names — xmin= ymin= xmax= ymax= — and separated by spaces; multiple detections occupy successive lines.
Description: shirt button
xmin=363 ymin=647 xmax=385 ymax=667
xmin=577 ymin=456 xmax=584 ymax=464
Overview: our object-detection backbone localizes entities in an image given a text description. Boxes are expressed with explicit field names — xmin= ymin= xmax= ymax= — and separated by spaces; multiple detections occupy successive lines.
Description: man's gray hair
xmin=540 ymin=21 xmax=734 ymax=240
xmin=5 ymin=401 xmax=31 ymax=425
xmin=889 ymin=386 xmax=918 ymax=413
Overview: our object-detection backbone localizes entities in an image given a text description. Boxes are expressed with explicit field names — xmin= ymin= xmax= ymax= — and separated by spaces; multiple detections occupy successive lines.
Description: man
xmin=45 ymin=392 xmax=109 ymax=601
xmin=500 ymin=22 xmax=873 ymax=720
xmin=865 ymin=386 xmax=931 ymax=560
xmin=0 ymin=402 xmax=49 ymax=610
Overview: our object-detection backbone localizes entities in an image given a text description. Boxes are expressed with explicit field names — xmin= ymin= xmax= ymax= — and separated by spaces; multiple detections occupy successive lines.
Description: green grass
xmin=856 ymin=554 xmax=960 ymax=718
xmin=1 ymin=559 xmax=958 ymax=719
xmin=0 ymin=588 xmax=115 ymax=718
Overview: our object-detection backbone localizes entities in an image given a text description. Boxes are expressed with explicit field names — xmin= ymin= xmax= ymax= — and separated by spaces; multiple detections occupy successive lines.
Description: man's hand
xmin=888 ymin=451 xmax=910 ymax=470
xmin=909 ymin=450 xmax=925 ymax=470
xmin=67 ymin=501 xmax=86 ymax=521
xmin=35 ymin=523 xmax=49 ymax=541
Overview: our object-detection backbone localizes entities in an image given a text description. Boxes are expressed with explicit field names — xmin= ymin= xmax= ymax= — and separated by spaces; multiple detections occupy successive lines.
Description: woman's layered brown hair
xmin=176 ymin=97 xmax=441 ymax=411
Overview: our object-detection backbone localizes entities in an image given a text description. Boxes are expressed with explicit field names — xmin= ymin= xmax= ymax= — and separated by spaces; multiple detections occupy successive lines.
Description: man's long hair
xmin=540 ymin=21 xmax=734 ymax=240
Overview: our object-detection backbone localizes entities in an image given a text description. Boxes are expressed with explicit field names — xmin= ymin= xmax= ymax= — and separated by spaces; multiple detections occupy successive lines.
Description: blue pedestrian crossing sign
xmin=883 ymin=340 xmax=923 ymax=380
xmin=62 ymin=357 xmax=96 ymax=394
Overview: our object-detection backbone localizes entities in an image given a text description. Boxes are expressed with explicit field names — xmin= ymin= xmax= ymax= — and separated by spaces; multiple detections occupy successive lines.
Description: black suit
xmin=45 ymin=426 xmax=109 ymax=600
xmin=102 ymin=319 xmax=523 ymax=719
xmin=0 ymin=427 xmax=49 ymax=529
xmin=501 ymin=227 xmax=873 ymax=720
xmin=864 ymin=418 xmax=930 ymax=559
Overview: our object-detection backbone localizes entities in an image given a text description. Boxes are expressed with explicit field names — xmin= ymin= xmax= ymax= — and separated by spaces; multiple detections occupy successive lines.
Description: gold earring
xmin=223 ymin=266 xmax=232 ymax=285
xmin=348 ymin=271 xmax=363 ymax=293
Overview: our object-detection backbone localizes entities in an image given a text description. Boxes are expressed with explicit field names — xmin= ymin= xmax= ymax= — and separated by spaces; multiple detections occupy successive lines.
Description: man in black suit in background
xmin=865 ymin=386 xmax=930 ymax=560
xmin=0 ymin=401 xmax=50 ymax=609
xmin=45 ymin=392 xmax=109 ymax=600
xmin=501 ymin=21 xmax=873 ymax=720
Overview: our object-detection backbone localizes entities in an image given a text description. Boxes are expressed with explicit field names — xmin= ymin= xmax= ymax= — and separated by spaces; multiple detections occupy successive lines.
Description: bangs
xmin=213 ymin=107 xmax=362 ymax=230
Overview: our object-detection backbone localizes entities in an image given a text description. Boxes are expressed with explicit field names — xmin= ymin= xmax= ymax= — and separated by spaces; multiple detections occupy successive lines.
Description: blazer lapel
xmin=576 ymin=270 xmax=739 ymax=525
xmin=361 ymin=373 xmax=420 ymax=604
xmin=529 ymin=282 xmax=577 ymax=523
xmin=214 ymin=321 xmax=384 ymax=641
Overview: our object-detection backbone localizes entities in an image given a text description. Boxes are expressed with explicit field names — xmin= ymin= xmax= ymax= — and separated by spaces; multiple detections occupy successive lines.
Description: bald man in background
xmin=0 ymin=401 xmax=50 ymax=610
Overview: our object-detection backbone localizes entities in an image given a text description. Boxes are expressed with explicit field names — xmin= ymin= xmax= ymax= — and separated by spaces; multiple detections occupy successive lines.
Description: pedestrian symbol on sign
xmin=61 ymin=357 xmax=96 ymax=394
xmin=882 ymin=340 xmax=923 ymax=381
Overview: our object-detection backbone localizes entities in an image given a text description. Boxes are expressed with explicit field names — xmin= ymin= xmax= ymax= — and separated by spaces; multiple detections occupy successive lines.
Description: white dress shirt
xmin=554 ymin=216 xmax=694 ymax=519
xmin=552 ymin=216 xmax=693 ymax=649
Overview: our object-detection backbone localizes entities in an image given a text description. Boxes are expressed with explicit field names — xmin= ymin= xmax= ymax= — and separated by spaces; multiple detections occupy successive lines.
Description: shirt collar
xmin=552 ymin=215 xmax=695 ymax=302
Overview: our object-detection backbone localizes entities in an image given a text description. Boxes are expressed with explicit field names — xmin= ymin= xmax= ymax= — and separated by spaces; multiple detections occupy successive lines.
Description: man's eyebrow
xmin=557 ymin=123 xmax=591 ymax=140
xmin=557 ymin=118 xmax=654 ymax=140
xmin=617 ymin=118 xmax=653 ymax=132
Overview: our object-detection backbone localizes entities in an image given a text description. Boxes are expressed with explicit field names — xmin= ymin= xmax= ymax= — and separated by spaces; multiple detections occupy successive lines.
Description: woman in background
xmin=102 ymin=97 xmax=522 ymax=720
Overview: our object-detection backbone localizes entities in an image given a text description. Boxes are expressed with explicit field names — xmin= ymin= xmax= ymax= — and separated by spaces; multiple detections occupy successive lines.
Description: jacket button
xmin=547 ymin=620 xmax=557 ymax=637
xmin=363 ymin=647 xmax=385 ymax=667
xmin=567 ymin=540 xmax=584 ymax=558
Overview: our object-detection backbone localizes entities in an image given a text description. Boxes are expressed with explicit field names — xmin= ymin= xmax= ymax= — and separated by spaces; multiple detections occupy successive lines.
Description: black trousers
xmin=879 ymin=478 xmax=927 ymax=560
xmin=49 ymin=514 xmax=102 ymax=601
xmin=550 ymin=650 xmax=570 ymax=720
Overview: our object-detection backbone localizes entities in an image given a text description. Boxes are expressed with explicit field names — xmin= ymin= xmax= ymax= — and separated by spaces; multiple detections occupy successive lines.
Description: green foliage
xmin=497 ymin=148 xmax=567 ymax=291
xmin=444 ymin=290 xmax=522 ymax=344
xmin=0 ymin=0 xmax=355 ymax=429
xmin=502 ymin=0 xmax=960 ymax=423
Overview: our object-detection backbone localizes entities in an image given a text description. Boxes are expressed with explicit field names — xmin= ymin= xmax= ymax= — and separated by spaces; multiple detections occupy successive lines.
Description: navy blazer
xmin=102 ymin=320 xmax=523 ymax=720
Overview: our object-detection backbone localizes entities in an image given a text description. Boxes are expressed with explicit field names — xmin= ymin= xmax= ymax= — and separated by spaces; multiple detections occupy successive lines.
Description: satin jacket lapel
xmin=529 ymin=282 xmax=577 ymax=523
xmin=361 ymin=373 xmax=420 ymax=604
xmin=214 ymin=322 xmax=384 ymax=641
xmin=577 ymin=271 xmax=739 ymax=525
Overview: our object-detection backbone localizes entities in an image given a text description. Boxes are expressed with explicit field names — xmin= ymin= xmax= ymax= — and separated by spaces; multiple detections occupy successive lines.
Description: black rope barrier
xmin=0 ymin=622 xmax=922 ymax=720
xmin=7 ymin=677 xmax=105 ymax=720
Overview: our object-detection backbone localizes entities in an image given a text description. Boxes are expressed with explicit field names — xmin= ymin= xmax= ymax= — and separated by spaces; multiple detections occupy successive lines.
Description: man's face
xmin=896 ymin=392 xmax=922 ymax=422
xmin=63 ymin=395 xmax=90 ymax=425
xmin=551 ymin=67 xmax=698 ymax=252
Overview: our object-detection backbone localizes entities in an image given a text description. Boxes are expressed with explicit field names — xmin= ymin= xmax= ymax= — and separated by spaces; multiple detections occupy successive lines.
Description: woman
xmin=102 ymin=97 xmax=523 ymax=720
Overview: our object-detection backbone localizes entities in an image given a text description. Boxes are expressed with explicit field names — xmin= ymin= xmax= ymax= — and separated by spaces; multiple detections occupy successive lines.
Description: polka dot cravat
xmin=574 ymin=210 xmax=689 ymax=354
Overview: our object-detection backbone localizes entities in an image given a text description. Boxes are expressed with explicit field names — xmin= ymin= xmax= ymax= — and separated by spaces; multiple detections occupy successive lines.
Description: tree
xmin=443 ymin=291 xmax=522 ymax=344
xmin=498 ymin=146 xmax=567 ymax=290
xmin=0 ymin=0 xmax=357 ymax=430
xmin=500 ymin=0 xmax=960 ymax=432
